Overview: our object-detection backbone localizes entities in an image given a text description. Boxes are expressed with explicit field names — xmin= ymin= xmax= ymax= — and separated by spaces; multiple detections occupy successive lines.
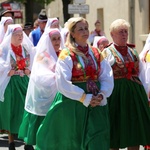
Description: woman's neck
xmin=11 ymin=43 xmax=20 ymax=47
xmin=76 ymin=42 xmax=87 ymax=48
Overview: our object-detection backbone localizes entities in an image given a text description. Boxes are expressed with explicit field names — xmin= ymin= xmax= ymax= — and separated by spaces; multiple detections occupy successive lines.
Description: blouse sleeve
xmin=102 ymin=48 xmax=115 ymax=66
xmin=55 ymin=50 xmax=92 ymax=107
xmin=98 ymin=58 xmax=114 ymax=97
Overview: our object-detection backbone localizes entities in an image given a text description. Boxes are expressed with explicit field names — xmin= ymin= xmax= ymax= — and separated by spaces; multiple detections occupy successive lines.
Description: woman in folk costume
xmin=102 ymin=19 xmax=150 ymax=150
xmin=0 ymin=16 xmax=13 ymax=135
xmin=0 ymin=16 xmax=13 ymax=43
xmin=0 ymin=24 xmax=34 ymax=150
xmin=93 ymin=36 xmax=109 ymax=52
xmin=44 ymin=17 xmax=61 ymax=30
xmin=18 ymin=28 xmax=63 ymax=148
xmin=36 ymin=17 xmax=114 ymax=150
xmin=139 ymin=34 xmax=150 ymax=150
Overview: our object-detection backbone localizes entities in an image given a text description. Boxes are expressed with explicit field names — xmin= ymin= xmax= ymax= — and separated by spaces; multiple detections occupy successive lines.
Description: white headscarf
xmin=44 ymin=17 xmax=61 ymax=31
xmin=25 ymin=28 xmax=64 ymax=116
xmin=93 ymin=36 xmax=108 ymax=48
xmin=0 ymin=16 xmax=13 ymax=44
xmin=0 ymin=24 xmax=34 ymax=102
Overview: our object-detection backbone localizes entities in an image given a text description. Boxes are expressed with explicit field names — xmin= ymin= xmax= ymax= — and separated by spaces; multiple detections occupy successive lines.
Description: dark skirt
xmin=108 ymin=78 xmax=150 ymax=148
xmin=36 ymin=82 xmax=110 ymax=150
xmin=0 ymin=75 xmax=29 ymax=134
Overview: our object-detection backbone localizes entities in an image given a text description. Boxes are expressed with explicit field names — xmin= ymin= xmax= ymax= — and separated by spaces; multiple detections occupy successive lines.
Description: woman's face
xmin=95 ymin=22 xmax=101 ymax=31
xmin=11 ymin=31 xmax=23 ymax=46
xmin=51 ymin=21 xmax=59 ymax=29
xmin=50 ymin=33 xmax=61 ymax=52
xmin=71 ymin=21 xmax=89 ymax=45
xmin=111 ymin=27 xmax=128 ymax=46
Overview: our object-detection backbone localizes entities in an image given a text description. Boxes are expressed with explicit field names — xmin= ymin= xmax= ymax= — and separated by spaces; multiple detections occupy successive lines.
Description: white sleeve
xmin=98 ymin=59 xmax=114 ymax=97
xmin=103 ymin=48 xmax=115 ymax=66
xmin=98 ymin=59 xmax=114 ymax=105
xmin=55 ymin=55 xmax=92 ymax=107
xmin=139 ymin=60 xmax=150 ymax=101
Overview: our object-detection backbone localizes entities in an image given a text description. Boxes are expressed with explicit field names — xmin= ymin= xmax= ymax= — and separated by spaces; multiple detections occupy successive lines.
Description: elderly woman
xmin=36 ymin=17 xmax=114 ymax=150
xmin=0 ymin=24 xmax=34 ymax=150
xmin=18 ymin=28 xmax=63 ymax=148
xmin=102 ymin=19 xmax=150 ymax=150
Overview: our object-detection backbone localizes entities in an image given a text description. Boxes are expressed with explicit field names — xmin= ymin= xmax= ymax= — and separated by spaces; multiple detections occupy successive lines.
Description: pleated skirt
xmin=36 ymin=82 xmax=110 ymax=150
xmin=0 ymin=75 xmax=29 ymax=134
xmin=108 ymin=78 xmax=150 ymax=148
xmin=18 ymin=110 xmax=44 ymax=145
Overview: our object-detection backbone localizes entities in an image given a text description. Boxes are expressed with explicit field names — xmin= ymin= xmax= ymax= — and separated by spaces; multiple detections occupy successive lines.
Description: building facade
xmin=46 ymin=0 xmax=149 ymax=53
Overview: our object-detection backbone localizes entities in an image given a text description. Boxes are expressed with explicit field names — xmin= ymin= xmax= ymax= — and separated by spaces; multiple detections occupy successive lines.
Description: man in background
xmin=29 ymin=10 xmax=47 ymax=46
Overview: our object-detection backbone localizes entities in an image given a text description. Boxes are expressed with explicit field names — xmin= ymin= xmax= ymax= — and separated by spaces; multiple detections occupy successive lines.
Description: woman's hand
xmin=90 ymin=94 xmax=103 ymax=107
xmin=24 ymin=69 xmax=31 ymax=75
xmin=8 ymin=69 xmax=15 ymax=76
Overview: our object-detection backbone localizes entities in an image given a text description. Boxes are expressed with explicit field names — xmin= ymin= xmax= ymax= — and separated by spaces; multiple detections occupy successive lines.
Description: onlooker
xmin=88 ymin=20 xmax=105 ymax=45
xmin=29 ymin=10 xmax=47 ymax=46
xmin=102 ymin=19 xmax=150 ymax=150
xmin=0 ymin=9 xmax=14 ymax=21
xmin=23 ymin=22 xmax=33 ymax=37
xmin=33 ymin=19 xmax=39 ymax=30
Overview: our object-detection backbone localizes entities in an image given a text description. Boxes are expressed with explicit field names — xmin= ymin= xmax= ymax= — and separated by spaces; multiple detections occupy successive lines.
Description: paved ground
xmin=0 ymin=134 xmax=145 ymax=150
xmin=0 ymin=134 xmax=29 ymax=150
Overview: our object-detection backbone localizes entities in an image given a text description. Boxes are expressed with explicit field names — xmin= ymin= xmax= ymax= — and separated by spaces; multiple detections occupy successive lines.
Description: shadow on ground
xmin=0 ymin=134 xmax=24 ymax=148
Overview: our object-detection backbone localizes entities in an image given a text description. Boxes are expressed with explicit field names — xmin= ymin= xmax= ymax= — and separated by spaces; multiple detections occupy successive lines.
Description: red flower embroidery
xmin=125 ymin=62 xmax=134 ymax=79
xmin=16 ymin=58 xmax=27 ymax=70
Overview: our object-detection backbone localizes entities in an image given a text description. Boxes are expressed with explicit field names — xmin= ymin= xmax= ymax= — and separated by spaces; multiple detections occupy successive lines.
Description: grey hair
xmin=109 ymin=19 xmax=130 ymax=33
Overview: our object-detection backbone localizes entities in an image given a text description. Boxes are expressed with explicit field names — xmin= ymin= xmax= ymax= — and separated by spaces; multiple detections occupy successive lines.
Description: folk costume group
xmin=0 ymin=12 xmax=150 ymax=150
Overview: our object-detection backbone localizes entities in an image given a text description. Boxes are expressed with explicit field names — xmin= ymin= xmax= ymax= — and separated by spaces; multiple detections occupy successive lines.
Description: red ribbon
xmin=125 ymin=62 xmax=134 ymax=79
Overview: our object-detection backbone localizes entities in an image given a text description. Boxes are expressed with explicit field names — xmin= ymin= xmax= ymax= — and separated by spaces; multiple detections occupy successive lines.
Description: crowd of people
xmin=0 ymin=8 xmax=150 ymax=150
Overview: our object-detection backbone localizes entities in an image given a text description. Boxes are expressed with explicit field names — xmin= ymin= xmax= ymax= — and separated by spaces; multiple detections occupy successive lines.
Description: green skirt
xmin=18 ymin=110 xmax=44 ymax=145
xmin=36 ymin=82 xmax=110 ymax=150
xmin=108 ymin=78 xmax=150 ymax=148
xmin=0 ymin=75 xmax=29 ymax=134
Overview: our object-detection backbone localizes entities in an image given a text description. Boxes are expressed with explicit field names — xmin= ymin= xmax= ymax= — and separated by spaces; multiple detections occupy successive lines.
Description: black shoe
xmin=24 ymin=145 xmax=34 ymax=150
xmin=8 ymin=142 xmax=16 ymax=150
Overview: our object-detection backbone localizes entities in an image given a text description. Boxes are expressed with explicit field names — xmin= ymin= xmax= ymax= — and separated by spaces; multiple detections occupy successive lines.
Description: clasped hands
xmin=86 ymin=79 xmax=103 ymax=107
xmin=8 ymin=68 xmax=31 ymax=76
xmin=90 ymin=94 xmax=103 ymax=107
